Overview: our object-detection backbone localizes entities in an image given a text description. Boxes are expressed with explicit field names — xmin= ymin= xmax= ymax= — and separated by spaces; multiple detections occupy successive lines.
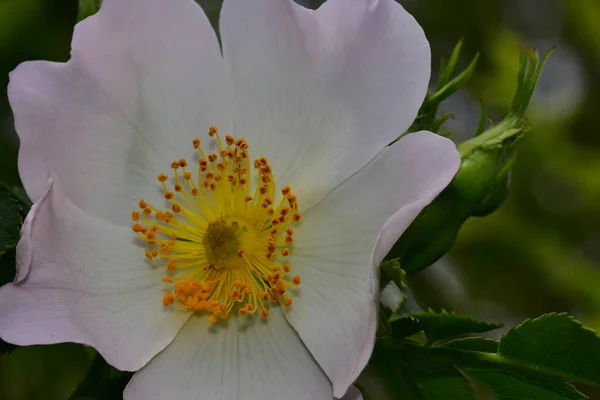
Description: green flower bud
xmin=386 ymin=189 xmax=470 ymax=273
xmin=452 ymin=146 xmax=514 ymax=217
xmin=386 ymin=47 xmax=552 ymax=274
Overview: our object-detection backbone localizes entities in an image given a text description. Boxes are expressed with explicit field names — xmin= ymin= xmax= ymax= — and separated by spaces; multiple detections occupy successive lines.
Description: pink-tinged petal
xmin=0 ymin=181 xmax=190 ymax=371
xmin=220 ymin=0 xmax=430 ymax=210
xmin=125 ymin=311 xmax=332 ymax=400
xmin=9 ymin=0 xmax=232 ymax=226
xmin=14 ymin=177 xmax=52 ymax=283
xmin=286 ymin=132 xmax=460 ymax=397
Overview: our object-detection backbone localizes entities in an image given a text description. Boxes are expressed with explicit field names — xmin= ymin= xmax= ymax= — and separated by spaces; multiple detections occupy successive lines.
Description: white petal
xmin=220 ymin=0 xmax=431 ymax=209
xmin=14 ymin=178 xmax=53 ymax=283
xmin=125 ymin=310 xmax=332 ymax=400
xmin=286 ymin=131 xmax=460 ymax=397
xmin=380 ymin=281 xmax=404 ymax=312
xmin=10 ymin=0 xmax=231 ymax=226
xmin=0 ymin=181 xmax=190 ymax=371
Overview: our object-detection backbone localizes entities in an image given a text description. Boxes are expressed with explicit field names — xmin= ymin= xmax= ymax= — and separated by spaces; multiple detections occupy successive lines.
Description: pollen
xmin=132 ymin=126 xmax=302 ymax=324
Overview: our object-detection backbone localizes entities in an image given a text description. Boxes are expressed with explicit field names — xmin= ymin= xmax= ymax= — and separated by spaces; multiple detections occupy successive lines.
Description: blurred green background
xmin=1 ymin=0 xmax=599 ymax=398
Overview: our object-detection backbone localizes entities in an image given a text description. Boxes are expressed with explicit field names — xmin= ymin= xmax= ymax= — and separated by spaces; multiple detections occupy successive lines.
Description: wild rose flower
xmin=0 ymin=0 xmax=460 ymax=398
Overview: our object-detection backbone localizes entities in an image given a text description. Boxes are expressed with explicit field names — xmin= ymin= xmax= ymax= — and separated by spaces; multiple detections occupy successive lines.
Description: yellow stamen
xmin=132 ymin=126 xmax=302 ymax=324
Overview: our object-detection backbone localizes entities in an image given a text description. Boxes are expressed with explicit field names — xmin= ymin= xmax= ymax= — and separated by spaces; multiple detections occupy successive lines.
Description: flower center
xmin=131 ymin=126 xmax=302 ymax=324
xmin=203 ymin=220 xmax=244 ymax=269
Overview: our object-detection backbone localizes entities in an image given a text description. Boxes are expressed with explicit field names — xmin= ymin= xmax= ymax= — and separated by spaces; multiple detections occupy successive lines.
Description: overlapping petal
xmin=9 ymin=0 xmax=231 ymax=226
xmin=124 ymin=311 xmax=332 ymax=400
xmin=285 ymin=132 xmax=460 ymax=397
xmin=0 ymin=181 xmax=190 ymax=371
xmin=220 ymin=0 xmax=431 ymax=210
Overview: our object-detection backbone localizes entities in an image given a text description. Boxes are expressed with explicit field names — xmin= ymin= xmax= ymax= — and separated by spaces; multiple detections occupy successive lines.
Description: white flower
xmin=0 ymin=0 xmax=459 ymax=398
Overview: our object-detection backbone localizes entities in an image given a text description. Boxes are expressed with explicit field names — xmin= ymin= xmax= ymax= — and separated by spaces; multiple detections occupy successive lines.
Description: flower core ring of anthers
xmin=131 ymin=126 xmax=302 ymax=323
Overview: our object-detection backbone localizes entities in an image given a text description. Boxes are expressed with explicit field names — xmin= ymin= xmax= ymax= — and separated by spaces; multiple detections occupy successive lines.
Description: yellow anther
xmin=183 ymin=171 xmax=192 ymax=180
xmin=283 ymin=264 xmax=291 ymax=273
xmin=244 ymin=196 xmax=253 ymax=203
xmin=237 ymin=249 xmax=245 ymax=258
xmin=145 ymin=251 xmax=153 ymax=260
xmin=164 ymin=192 xmax=174 ymax=200
xmin=157 ymin=174 xmax=168 ymax=183
xmin=281 ymin=186 xmax=291 ymax=195
xmin=162 ymin=277 xmax=174 ymax=283
xmin=292 ymin=212 xmax=302 ymax=222
xmin=138 ymin=199 xmax=148 ymax=209
xmin=208 ymin=153 xmax=218 ymax=162
xmin=171 ymin=161 xmax=180 ymax=169
xmin=167 ymin=260 xmax=178 ymax=272
xmin=291 ymin=275 xmax=301 ymax=285
xmin=208 ymin=315 xmax=218 ymax=323
xmin=151 ymin=249 xmax=159 ymax=258
xmin=260 ymin=307 xmax=269 ymax=319
xmin=178 ymin=159 xmax=187 ymax=168
xmin=225 ymin=135 xmax=235 ymax=146
xmin=143 ymin=208 xmax=152 ymax=216
xmin=193 ymin=138 xmax=200 ymax=148
xmin=208 ymin=126 xmax=218 ymax=136
xmin=163 ymin=291 xmax=175 ymax=307
xmin=285 ymin=236 xmax=294 ymax=244
xmin=191 ymin=188 xmax=199 ymax=196
xmin=174 ymin=184 xmax=182 ymax=192
xmin=131 ymin=210 xmax=140 ymax=221
xmin=284 ymin=297 xmax=293 ymax=307
xmin=285 ymin=228 xmax=294 ymax=235
xmin=172 ymin=203 xmax=181 ymax=213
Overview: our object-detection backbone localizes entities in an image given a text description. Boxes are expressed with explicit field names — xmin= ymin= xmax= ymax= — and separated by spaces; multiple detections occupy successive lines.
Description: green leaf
xmin=429 ymin=53 xmax=479 ymax=105
xmin=0 ymin=344 xmax=93 ymax=400
xmin=442 ymin=337 xmax=499 ymax=353
xmin=78 ymin=0 xmax=102 ymax=22
xmin=436 ymin=38 xmax=464 ymax=91
xmin=390 ymin=314 xmax=423 ymax=340
xmin=0 ymin=183 xmax=24 ymax=257
xmin=371 ymin=344 xmax=476 ymax=400
xmin=412 ymin=310 xmax=503 ymax=344
xmin=462 ymin=366 xmax=586 ymax=400
xmin=404 ymin=351 xmax=477 ymax=400
xmin=377 ymin=313 xmax=600 ymax=399
xmin=498 ymin=313 xmax=600 ymax=385
xmin=379 ymin=258 xmax=405 ymax=292
xmin=378 ymin=339 xmax=587 ymax=400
